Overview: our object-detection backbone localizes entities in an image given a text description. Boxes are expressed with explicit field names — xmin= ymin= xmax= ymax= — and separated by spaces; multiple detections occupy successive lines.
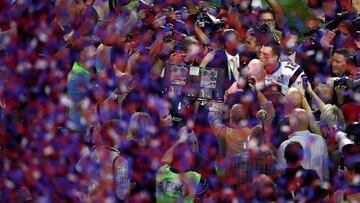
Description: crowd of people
xmin=0 ymin=0 xmax=360 ymax=202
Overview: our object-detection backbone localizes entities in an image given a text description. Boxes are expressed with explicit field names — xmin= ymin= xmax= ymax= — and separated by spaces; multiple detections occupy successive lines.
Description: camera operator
xmin=298 ymin=11 xmax=357 ymax=80
xmin=168 ymin=36 xmax=204 ymax=66
xmin=331 ymin=48 xmax=356 ymax=78
xmin=333 ymin=78 xmax=360 ymax=126
xmin=258 ymin=8 xmax=283 ymax=42
xmin=200 ymin=29 xmax=244 ymax=90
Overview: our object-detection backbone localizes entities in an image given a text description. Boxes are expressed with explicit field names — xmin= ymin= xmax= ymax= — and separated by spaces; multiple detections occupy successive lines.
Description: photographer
xmin=330 ymin=48 xmax=360 ymax=109
xmin=168 ymin=36 xmax=204 ymax=66
xmin=331 ymin=48 xmax=356 ymax=78
xmin=258 ymin=8 xmax=283 ymax=42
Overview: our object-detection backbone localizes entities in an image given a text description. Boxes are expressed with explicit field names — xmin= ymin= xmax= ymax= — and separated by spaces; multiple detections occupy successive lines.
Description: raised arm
xmin=249 ymin=76 xmax=275 ymax=124
xmin=299 ymin=85 xmax=321 ymax=134
xmin=264 ymin=0 xmax=285 ymax=29
xmin=306 ymin=81 xmax=326 ymax=112
xmin=208 ymin=101 xmax=228 ymax=138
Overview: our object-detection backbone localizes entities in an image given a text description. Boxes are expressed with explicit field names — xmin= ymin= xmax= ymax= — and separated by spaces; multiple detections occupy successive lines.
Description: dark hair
xmin=342 ymin=144 xmax=360 ymax=174
xmin=261 ymin=41 xmax=280 ymax=57
xmin=334 ymin=48 xmax=355 ymax=65
xmin=259 ymin=8 xmax=275 ymax=19
xmin=284 ymin=142 xmax=304 ymax=164
xmin=346 ymin=122 xmax=360 ymax=144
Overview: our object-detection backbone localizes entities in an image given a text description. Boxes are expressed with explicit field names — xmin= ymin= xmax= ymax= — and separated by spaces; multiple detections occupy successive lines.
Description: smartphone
xmin=302 ymin=75 xmax=308 ymax=90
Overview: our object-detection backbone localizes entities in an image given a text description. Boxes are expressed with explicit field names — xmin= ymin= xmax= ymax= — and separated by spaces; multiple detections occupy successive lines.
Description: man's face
xmin=282 ymin=34 xmax=299 ymax=55
xmin=225 ymin=32 xmax=239 ymax=51
xmin=186 ymin=43 xmax=201 ymax=57
xmin=259 ymin=12 xmax=276 ymax=30
xmin=306 ymin=19 xmax=320 ymax=31
xmin=259 ymin=46 xmax=277 ymax=66
xmin=245 ymin=33 xmax=258 ymax=53
xmin=332 ymin=53 xmax=347 ymax=76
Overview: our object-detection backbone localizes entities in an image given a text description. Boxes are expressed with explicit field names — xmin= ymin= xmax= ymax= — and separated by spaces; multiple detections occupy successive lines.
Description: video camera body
xmin=195 ymin=7 xmax=226 ymax=34
xmin=164 ymin=64 xmax=225 ymax=102
xmin=304 ymin=12 xmax=360 ymax=40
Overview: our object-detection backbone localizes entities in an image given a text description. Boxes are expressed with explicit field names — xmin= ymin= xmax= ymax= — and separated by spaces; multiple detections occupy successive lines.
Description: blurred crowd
xmin=0 ymin=0 xmax=360 ymax=202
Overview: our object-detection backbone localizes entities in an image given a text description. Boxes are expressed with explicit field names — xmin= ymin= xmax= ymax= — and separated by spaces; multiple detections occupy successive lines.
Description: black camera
xmin=346 ymin=122 xmax=360 ymax=144
xmin=195 ymin=8 xmax=226 ymax=34
xmin=334 ymin=77 xmax=360 ymax=104
xmin=352 ymin=16 xmax=360 ymax=31
xmin=256 ymin=23 xmax=271 ymax=34
xmin=334 ymin=77 xmax=348 ymax=88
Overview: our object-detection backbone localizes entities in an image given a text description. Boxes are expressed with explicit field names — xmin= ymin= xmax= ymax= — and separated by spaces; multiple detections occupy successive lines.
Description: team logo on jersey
xmin=161 ymin=179 xmax=187 ymax=198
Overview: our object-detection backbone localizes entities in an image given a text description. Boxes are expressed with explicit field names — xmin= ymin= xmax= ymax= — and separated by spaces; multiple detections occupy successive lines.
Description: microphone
xmin=257 ymin=109 xmax=267 ymax=121
xmin=257 ymin=109 xmax=267 ymax=144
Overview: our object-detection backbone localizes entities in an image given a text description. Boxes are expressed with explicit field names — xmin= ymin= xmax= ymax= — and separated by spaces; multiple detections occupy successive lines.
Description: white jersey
xmin=265 ymin=61 xmax=304 ymax=94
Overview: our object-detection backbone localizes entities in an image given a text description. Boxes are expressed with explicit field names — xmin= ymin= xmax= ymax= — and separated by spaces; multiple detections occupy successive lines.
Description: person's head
xmin=289 ymin=108 xmax=310 ymax=132
xmin=148 ymin=96 xmax=173 ymax=128
xmin=76 ymin=40 xmax=98 ymax=67
xmin=247 ymin=125 xmax=263 ymax=148
xmin=320 ymin=104 xmax=346 ymax=136
xmin=284 ymin=88 xmax=303 ymax=114
xmin=245 ymin=28 xmax=260 ymax=53
xmin=246 ymin=59 xmax=266 ymax=83
xmin=252 ymin=174 xmax=276 ymax=202
xmin=128 ymin=112 xmax=153 ymax=144
xmin=259 ymin=9 xmax=276 ymax=30
xmin=342 ymin=144 xmax=360 ymax=185
xmin=346 ymin=122 xmax=360 ymax=144
xmin=230 ymin=104 xmax=249 ymax=127
xmin=305 ymin=17 xmax=322 ymax=31
xmin=183 ymin=36 xmax=201 ymax=57
xmin=331 ymin=48 xmax=354 ymax=76
xmin=337 ymin=20 xmax=356 ymax=42
xmin=172 ymin=142 xmax=196 ymax=172
xmin=281 ymin=26 xmax=300 ymax=55
xmin=259 ymin=42 xmax=280 ymax=67
xmin=284 ymin=141 xmax=304 ymax=166
xmin=222 ymin=29 xmax=239 ymax=54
